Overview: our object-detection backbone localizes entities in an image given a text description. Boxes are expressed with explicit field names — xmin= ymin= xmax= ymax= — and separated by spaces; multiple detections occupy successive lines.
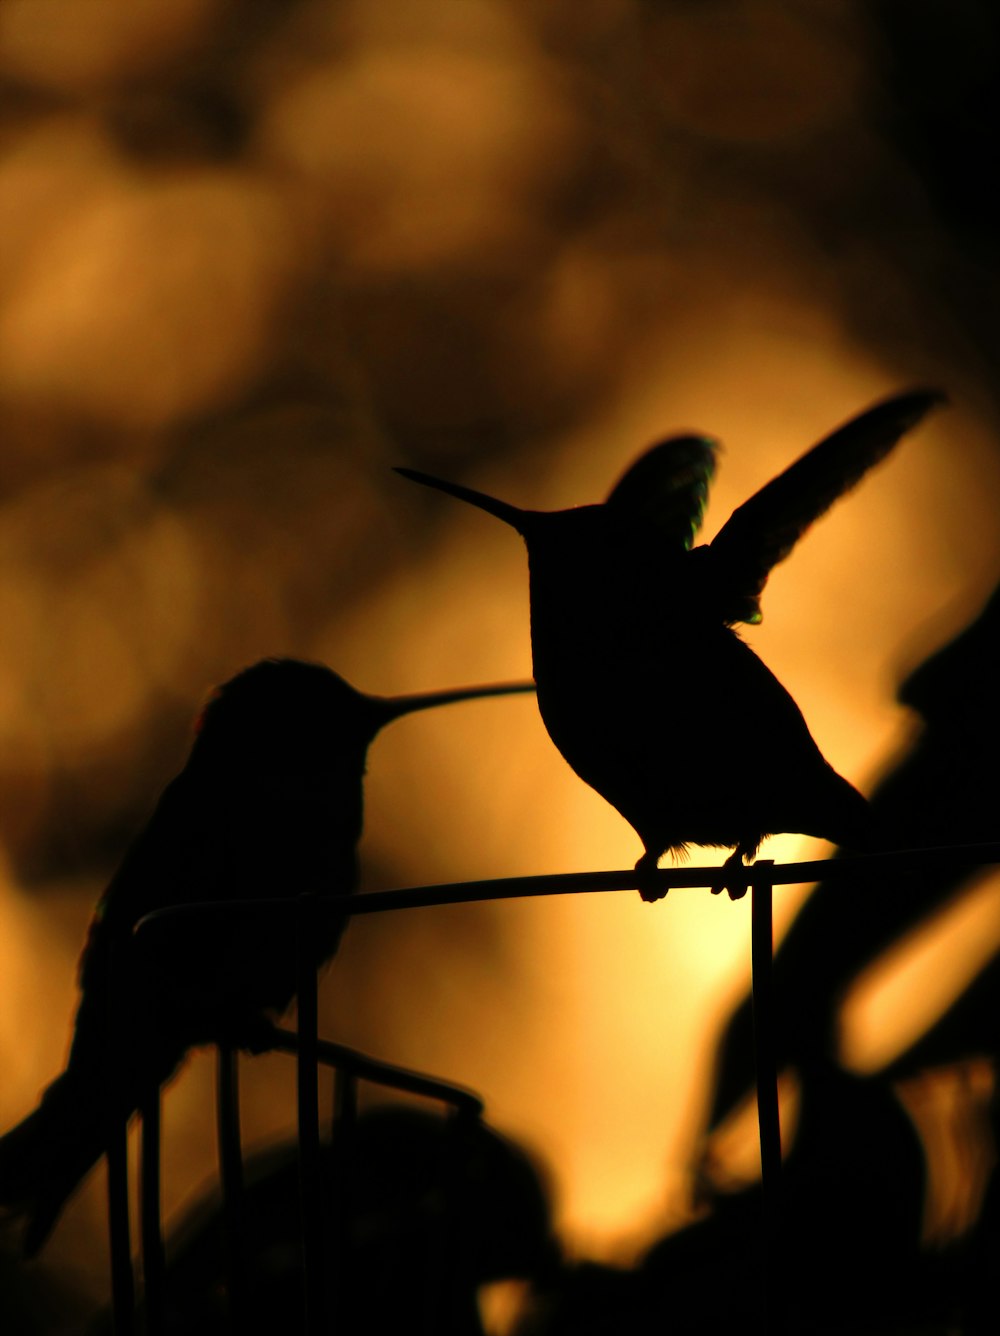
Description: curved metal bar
xmin=265 ymin=1027 xmax=484 ymax=1118
xmin=135 ymin=842 xmax=1000 ymax=937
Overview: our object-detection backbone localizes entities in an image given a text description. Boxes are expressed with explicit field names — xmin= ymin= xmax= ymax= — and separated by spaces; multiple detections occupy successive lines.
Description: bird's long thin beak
xmin=363 ymin=680 xmax=536 ymax=732
xmin=395 ymin=467 xmax=531 ymax=534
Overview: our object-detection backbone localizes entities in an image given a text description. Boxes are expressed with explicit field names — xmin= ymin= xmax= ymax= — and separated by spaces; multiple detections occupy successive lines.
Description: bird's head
xmin=396 ymin=434 xmax=719 ymax=561
xmin=191 ymin=659 xmax=534 ymax=779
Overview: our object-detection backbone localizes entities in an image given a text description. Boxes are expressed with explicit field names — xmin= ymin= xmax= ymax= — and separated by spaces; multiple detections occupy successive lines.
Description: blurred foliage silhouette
xmin=529 ymin=1061 xmax=931 ymax=1335
xmin=86 ymin=1106 xmax=558 ymax=1336
xmin=2 ymin=0 xmax=1000 ymax=1331
xmin=692 ymin=586 xmax=1000 ymax=1333
xmin=707 ymin=582 xmax=1000 ymax=1116
xmin=704 ymin=579 xmax=998 ymax=1111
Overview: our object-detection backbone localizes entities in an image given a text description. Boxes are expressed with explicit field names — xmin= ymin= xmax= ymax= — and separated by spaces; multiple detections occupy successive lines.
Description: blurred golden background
xmin=1 ymin=0 xmax=1000 ymax=1322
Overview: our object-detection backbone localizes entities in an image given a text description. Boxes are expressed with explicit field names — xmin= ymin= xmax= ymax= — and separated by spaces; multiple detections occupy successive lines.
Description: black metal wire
xmin=107 ymin=1115 xmax=135 ymax=1336
xmin=217 ymin=1044 xmax=251 ymax=1334
xmin=135 ymin=842 xmax=1000 ymax=938
xmin=139 ymin=1084 xmax=165 ymax=1336
xmin=296 ymin=894 xmax=326 ymax=1336
xmin=750 ymin=863 xmax=784 ymax=1335
xmin=107 ymin=941 xmax=135 ymax=1336
xmin=329 ymin=1070 xmax=357 ymax=1331
xmin=115 ymin=843 xmax=1000 ymax=1335
xmin=266 ymin=1027 xmax=483 ymax=1117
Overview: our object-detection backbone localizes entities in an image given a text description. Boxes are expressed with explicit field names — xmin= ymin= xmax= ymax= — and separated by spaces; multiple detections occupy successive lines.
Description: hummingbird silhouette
xmin=0 ymin=658 xmax=533 ymax=1256
xmin=397 ymin=389 xmax=946 ymax=899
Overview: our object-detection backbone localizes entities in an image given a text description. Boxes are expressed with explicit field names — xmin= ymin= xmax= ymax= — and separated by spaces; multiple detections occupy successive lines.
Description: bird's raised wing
xmin=604 ymin=434 xmax=719 ymax=551
xmin=706 ymin=388 xmax=946 ymax=625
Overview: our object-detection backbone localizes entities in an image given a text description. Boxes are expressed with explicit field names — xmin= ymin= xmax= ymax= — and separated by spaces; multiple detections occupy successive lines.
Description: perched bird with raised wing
xmin=397 ymin=389 xmax=945 ymax=899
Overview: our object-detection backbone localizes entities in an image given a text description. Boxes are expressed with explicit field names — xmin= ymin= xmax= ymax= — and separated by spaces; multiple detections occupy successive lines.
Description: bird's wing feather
xmin=706 ymin=388 xmax=946 ymax=624
xmin=604 ymin=435 xmax=719 ymax=551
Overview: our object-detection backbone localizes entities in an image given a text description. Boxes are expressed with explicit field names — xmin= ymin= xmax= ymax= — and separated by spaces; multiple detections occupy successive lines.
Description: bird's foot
xmin=635 ymin=851 xmax=668 ymax=903
xmin=711 ymin=850 xmax=751 ymax=901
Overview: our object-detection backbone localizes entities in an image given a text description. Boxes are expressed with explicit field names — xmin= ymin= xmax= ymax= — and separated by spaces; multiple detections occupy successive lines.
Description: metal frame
xmin=108 ymin=842 xmax=1000 ymax=1335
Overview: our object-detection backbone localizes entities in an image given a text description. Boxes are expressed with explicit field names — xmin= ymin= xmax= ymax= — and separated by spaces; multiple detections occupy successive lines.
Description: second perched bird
xmin=398 ymin=389 xmax=946 ymax=899
xmin=0 ymin=659 xmax=533 ymax=1255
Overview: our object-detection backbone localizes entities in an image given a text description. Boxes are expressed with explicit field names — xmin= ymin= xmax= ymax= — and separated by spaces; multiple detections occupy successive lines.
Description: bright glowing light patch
xmin=839 ymin=870 xmax=1000 ymax=1075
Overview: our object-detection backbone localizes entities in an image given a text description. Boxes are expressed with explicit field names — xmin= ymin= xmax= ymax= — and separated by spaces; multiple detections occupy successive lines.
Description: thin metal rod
xmin=267 ymin=1027 xmax=483 ymax=1117
xmin=107 ymin=1114 xmax=135 ymax=1336
xmin=297 ymin=894 xmax=326 ymax=1335
xmin=136 ymin=841 xmax=1000 ymax=938
xmin=139 ymin=1085 xmax=164 ymax=1336
xmin=216 ymin=1044 xmax=250 ymax=1333
xmin=106 ymin=941 xmax=135 ymax=1336
xmin=751 ymin=863 xmax=783 ymax=1334
xmin=329 ymin=1070 xmax=358 ymax=1329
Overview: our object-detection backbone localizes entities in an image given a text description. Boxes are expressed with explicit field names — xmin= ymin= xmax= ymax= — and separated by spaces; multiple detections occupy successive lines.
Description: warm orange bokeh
xmin=0 ymin=0 xmax=998 ymax=1315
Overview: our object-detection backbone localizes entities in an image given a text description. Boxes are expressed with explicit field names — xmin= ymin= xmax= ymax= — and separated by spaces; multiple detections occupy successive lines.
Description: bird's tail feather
xmin=0 ymin=1069 xmax=110 ymax=1257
